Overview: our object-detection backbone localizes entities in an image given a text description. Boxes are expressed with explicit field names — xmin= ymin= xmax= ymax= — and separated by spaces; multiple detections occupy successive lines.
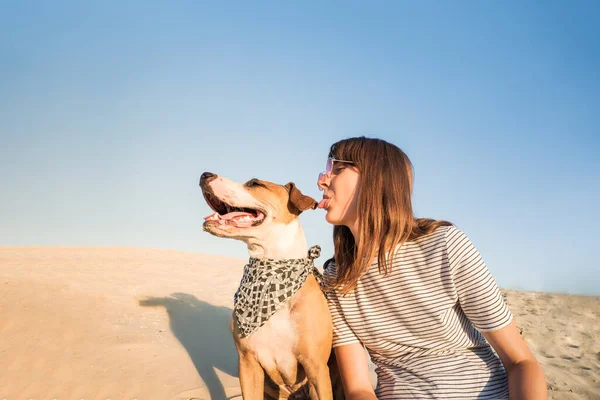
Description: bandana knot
xmin=307 ymin=245 xmax=321 ymax=260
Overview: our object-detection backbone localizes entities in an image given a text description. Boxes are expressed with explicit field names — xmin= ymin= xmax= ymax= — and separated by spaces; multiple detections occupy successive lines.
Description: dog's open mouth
xmin=203 ymin=193 xmax=266 ymax=228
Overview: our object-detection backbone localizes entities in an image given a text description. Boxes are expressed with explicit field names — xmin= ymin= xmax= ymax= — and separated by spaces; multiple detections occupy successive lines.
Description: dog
xmin=199 ymin=172 xmax=342 ymax=400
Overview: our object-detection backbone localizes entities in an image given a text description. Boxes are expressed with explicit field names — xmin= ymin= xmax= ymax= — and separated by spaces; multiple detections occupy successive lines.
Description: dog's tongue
xmin=220 ymin=211 xmax=253 ymax=220
xmin=318 ymin=199 xmax=330 ymax=209
xmin=203 ymin=211 xmax=255 ymax=221
xmin=204 ymin=211 xmax=255 ymax=228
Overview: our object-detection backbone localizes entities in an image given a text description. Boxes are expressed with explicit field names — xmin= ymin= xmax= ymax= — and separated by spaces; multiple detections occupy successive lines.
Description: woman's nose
xmin=317 ymin=174 xmax=330 ymax=191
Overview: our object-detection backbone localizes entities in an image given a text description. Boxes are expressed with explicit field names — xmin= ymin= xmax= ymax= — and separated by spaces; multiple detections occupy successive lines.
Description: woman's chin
xmin=325 ymin=211 xmax=339 ymax=225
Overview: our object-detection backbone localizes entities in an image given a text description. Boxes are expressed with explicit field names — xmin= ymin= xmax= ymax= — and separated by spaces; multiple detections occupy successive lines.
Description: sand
xmin=0 ymin=246 xmax=598 ymax=400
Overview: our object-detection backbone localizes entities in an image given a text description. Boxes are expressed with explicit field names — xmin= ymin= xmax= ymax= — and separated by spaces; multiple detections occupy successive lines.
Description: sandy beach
xmin=1 ymin=246 xmax=598 ymax=400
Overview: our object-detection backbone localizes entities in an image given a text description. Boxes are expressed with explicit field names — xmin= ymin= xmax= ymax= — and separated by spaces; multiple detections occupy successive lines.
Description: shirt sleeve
xmin=445 ymin=226 xmax=513 ymax=332
xmin=323 ymin=259 xmax=361 ymax=347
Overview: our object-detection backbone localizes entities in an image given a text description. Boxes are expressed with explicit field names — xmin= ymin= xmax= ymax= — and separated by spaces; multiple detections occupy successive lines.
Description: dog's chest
xmin=243 ymin=303 xmax=299 ymax=366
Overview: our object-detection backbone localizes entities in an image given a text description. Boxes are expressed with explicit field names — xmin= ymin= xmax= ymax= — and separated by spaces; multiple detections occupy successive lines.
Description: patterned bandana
xmin=233 ymin=245 xmax=323 ymax=338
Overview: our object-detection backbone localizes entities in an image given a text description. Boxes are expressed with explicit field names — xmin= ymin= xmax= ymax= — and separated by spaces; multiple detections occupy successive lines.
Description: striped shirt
xmin=324 ymin=226 xmax=512 ymax=399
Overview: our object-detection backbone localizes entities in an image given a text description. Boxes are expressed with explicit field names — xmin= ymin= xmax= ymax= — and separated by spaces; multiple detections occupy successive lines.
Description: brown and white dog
xmin=199 ymin=172 xmax=342 ymax=400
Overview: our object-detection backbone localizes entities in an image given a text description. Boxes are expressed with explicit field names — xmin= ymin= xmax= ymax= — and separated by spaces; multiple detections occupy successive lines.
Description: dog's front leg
xmin=238 ymin=351 xmax=265 ymax=400
xmin=301 ymin=361 xmax=333 ymax=400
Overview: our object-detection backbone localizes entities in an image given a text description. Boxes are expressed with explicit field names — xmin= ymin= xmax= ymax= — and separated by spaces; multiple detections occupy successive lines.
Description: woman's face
xmin=317 ymin=159 xmax=360 ymax=228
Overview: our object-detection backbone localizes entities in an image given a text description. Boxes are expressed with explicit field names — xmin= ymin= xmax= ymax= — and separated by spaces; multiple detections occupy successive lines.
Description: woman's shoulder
xmin=407 ymin=225 xmax=469 ymax=258
xmin=412 ymin=224 xmax=455 ymax=245
xmin=443 ymin=224 xmax=472 ymax=245
xmin=417 ymin=224 xmax=471 ymax=242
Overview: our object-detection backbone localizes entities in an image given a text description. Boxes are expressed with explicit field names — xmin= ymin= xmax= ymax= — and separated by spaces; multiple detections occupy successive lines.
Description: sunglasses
xmin=317 ymin=157 xmax=354 ymax=191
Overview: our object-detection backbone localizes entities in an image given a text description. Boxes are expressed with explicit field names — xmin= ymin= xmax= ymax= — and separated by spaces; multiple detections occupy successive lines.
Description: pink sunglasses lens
xmin=317 ymin=158 xmax=334 ymax=190
xmin=326 ymin=158 xmax=333 ymax=173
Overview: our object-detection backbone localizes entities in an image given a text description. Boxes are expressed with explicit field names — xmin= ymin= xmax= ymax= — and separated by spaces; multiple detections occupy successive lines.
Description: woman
xmin=317 ymin=137 xmax=546 ymax=399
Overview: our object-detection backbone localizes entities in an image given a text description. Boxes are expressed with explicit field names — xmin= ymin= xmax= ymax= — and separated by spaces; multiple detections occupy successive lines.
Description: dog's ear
xmin=284 ymin=182 xmax=318 ymax=215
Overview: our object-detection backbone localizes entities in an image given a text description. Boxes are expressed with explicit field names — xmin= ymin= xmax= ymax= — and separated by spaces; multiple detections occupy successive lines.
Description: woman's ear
xmin=284 ymin=182 xmax=318 ymax=215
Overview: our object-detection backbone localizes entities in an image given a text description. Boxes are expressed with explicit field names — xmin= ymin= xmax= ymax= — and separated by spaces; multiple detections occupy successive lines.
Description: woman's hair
xmin=327 ymin=136 xmax=452 ymax=294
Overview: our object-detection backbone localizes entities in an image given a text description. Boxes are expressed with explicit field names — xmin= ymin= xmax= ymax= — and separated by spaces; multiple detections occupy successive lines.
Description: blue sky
xmin=1 ymin=1 xmax=598 ymax=295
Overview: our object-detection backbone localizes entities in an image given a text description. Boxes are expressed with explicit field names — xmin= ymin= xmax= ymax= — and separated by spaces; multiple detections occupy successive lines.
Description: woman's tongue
xmin=318 ymin=198 xmax=330 ymax=209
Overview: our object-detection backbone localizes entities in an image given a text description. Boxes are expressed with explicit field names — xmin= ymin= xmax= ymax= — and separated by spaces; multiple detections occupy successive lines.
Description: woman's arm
xmin=334 ymin=342 xmax=378 ymax=400
xmin=445 ymin=227 xmax=547 ymax=398
xmin=482 ymin=320 xmax=547 ymax=400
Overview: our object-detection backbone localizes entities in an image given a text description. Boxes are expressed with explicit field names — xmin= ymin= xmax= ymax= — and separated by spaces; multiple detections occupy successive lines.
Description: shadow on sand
xmin=139 ymin=293 xmax=238 ymax=400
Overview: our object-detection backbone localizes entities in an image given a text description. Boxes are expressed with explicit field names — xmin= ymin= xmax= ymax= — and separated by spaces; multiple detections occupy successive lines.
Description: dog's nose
xmin=200 ymin=172 xmax=217 ymax=186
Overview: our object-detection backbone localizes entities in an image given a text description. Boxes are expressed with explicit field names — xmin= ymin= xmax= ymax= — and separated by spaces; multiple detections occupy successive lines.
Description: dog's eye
xmin=246 ymin=179 xmax=266 ymax=188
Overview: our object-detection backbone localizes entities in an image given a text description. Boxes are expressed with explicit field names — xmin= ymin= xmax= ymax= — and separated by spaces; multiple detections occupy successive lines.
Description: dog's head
xmin=199 ymin=172 xmax=317 ymax=241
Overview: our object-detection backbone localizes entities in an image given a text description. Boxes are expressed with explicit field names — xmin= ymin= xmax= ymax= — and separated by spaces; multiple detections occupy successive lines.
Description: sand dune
xmin=501 ymin=289 xmax=600 ymax=399
xmin=0 ymin=247 xmax=598 ymax=400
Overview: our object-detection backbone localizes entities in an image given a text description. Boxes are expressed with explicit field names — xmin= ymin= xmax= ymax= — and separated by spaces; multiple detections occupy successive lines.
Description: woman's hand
xmin=482 ymin=320 xmax=547 ymax=399
xmin=334 ymin=342 xmax=378 ymax=400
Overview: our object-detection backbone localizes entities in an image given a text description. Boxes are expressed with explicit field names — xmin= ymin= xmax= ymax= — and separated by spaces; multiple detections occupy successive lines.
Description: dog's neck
xmin=246 ymin=219 xmax=308 ymax=260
